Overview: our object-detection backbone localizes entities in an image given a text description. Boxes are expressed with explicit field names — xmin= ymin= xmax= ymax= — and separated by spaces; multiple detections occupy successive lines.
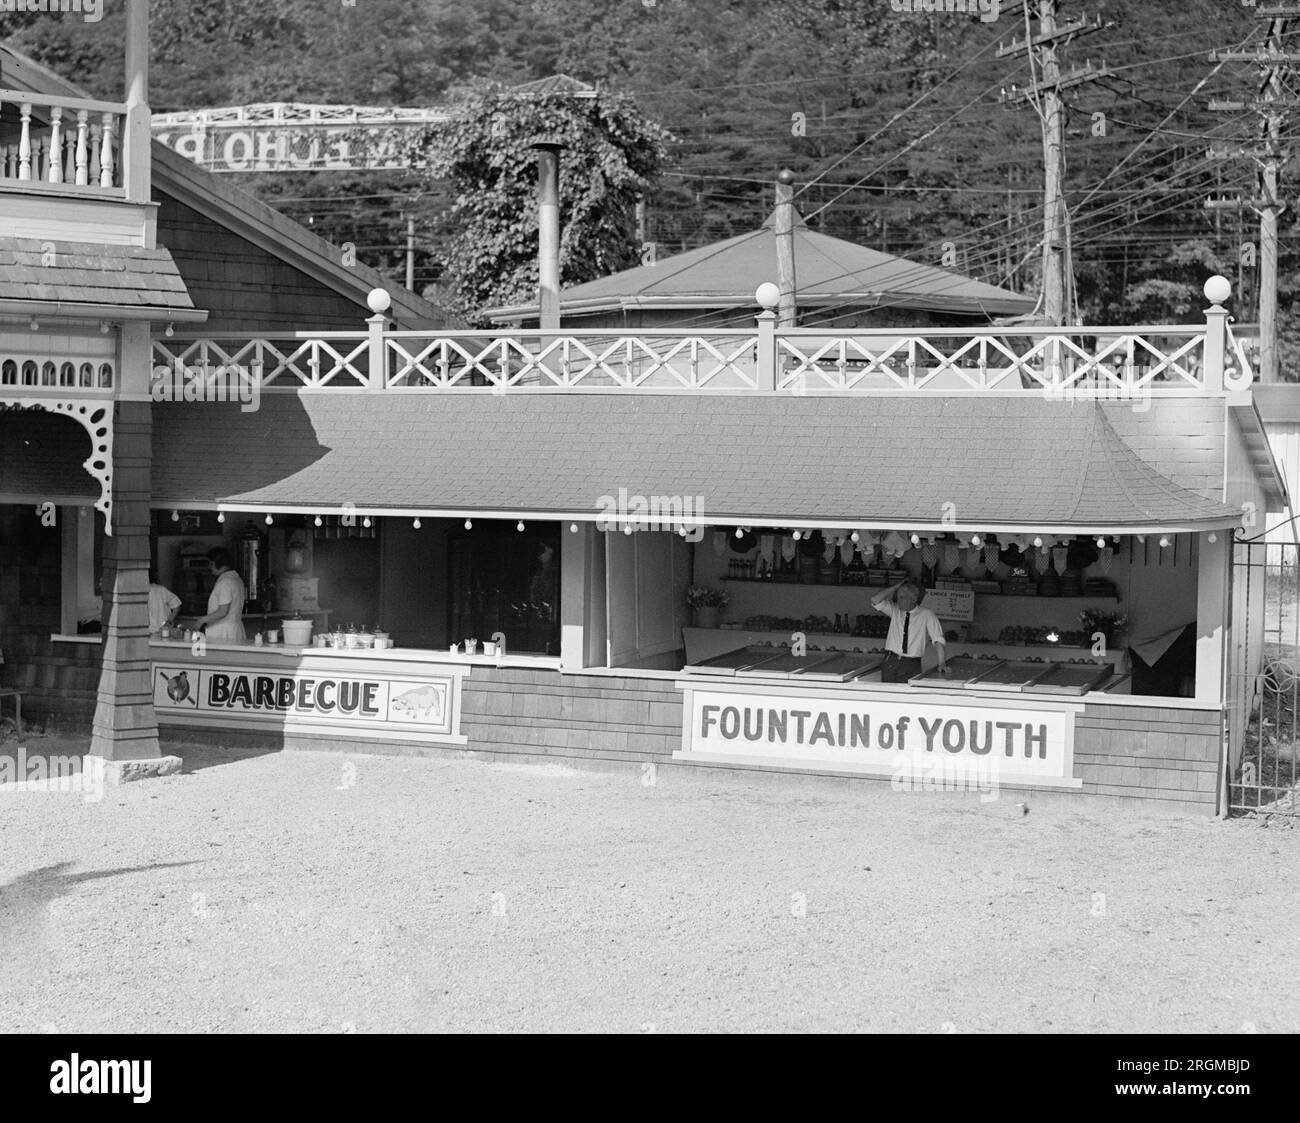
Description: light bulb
xmin=910 ymin=533 xmax=920 ymax=547
xmin=164 ymin=322 xmax=175 ymax=338
xmin=465 ymin=519 xmax=473 ymax=530
xmin=679 ymin=526 xmax=688 ymax=537
xmin=217 ymin=512 xmax=225 ymax=524
xmin=735 ymin=527 xmax=744 ymax=539
xmin=171 ymin=510 xmax=179 ymax=522
xmin=971 ymin=534 xmax=981 ymax=548
xmin=362 ymin=516 xmax=371 ymax=528
xmin=570 ymin=522 xmax=579 ymax=533
xmin=413 ymin=518 xmax=421 ymax=529
xmin=623 ymin=524 xmax=633 ymax=535
xmin=850 ymin=531 xmax=859 ymax=543
xmin=1159 ymin=535 xmax=1170 ymax=548
xmin=1096 ymin=536 xmax=1106 ymax=549
xmin=516 ymin=520 xmax=525 ymax=532
xmin=792 ymin=530 xmax=802 ymax=541
xmin=265 ymin=514 xmax=273 ymax=525
xmin=1032 ymin=536 xmax=1043 ymax=548
xmin=314 ymin=515 xmax=322 ymax=527
xmin=1208 ymin=531 xmax=1217 ymax=543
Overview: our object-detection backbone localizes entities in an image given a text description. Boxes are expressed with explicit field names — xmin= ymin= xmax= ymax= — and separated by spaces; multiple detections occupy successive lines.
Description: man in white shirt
xmin=872 ymin=578 xmax=948 ymax=683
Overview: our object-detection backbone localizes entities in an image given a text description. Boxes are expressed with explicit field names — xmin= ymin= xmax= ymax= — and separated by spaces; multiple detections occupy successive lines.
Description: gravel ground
xmin=2 ymin=737 xmax=1298 ymax=1034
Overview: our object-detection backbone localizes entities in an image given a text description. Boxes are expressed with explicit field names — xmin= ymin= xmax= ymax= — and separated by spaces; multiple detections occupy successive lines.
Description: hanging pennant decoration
xmin=1052 ymin=545 xmax=1068 ymax=575
xmin=759 ymin=535 xmax=775 ymax=565
xmin=781 ymin=535 xmax=797 ymax=563
xmin=921 ymin=541 xmax=938 ymax=567
xmin=943 ymin=543 xmax=960 ymax=569
xmin=983 ymin=542 xmax=1000 ymax=568
xmin=712 ymin=531 xmax=728 ymax=557
xmin=823 ymin=539 xmax=837 ymax=562
xmin=1097 ymin=547 xmax=1113 ymax=574
xmin=966 ymin=547 xmax=982 ymax=570
xmin=840 ymin=539 xmax=855 ymax=566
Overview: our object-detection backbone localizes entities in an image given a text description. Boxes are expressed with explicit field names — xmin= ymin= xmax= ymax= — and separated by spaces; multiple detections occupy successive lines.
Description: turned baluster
xmin=46 ymin=106 xmax=63 ymax=183
xmin=98 ymin=112 xmax=115 ymax=187
xmin=73 ymin=110 xmax=90 ymax=185
xmin=18 ymin=103 xmax=32 ymax=180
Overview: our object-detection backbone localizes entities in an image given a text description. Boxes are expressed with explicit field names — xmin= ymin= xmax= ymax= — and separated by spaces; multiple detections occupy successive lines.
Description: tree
xmin=408 ymin=86 xmax=670 ymax=323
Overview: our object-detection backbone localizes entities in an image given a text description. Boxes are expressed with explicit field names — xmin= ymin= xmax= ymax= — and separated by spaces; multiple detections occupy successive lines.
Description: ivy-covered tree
xmin=408 ymin=86 xmax=670 ymax=323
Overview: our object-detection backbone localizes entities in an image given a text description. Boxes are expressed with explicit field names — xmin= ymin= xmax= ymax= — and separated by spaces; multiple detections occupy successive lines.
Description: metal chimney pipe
xmin=535 ymin=142 xmax=562 ymax=330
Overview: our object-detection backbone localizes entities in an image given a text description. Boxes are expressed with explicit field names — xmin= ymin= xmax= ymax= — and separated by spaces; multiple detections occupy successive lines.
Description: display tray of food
xmin=683 ymin=645 xmax=789 ymax=675
xmin=907 ymin=655 xmax=991 ymax=688
xmin=962 ymin=659 xmax=1055 ymax=691
xmin=735 ymin=651 xmax=839 ymax=676
xmin=792 ymin=652 xmax=885 ymax=681
xmin=1023 ymin=662 xmax=1114 ymax=695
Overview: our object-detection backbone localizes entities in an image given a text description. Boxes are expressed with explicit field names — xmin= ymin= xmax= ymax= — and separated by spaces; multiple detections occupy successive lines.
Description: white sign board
xmin=153 ymin=661 xmax=464 ymax=742
xmin=676 ymin=683 xmax=1081 ymax=789
xmin=923 ymin=588 xmax=975 ymax=621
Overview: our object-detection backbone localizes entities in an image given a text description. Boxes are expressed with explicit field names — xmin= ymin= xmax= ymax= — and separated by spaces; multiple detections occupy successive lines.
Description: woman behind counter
xmin=197 ymin=547 xmax=247 ymax=642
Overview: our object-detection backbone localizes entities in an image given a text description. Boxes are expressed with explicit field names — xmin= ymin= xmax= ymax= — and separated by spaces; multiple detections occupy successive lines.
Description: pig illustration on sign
xmin=389 ymin=684 xmax=445 ymax=723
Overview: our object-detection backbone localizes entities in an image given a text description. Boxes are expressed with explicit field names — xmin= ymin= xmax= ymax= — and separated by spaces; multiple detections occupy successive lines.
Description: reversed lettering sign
xmin=675 ymin=685 xmax=1080 ymax=787
xmin=920 ymin=588 xmax=975 ymax=621
xmin=152 ymin=661 xmax=463 ymax=740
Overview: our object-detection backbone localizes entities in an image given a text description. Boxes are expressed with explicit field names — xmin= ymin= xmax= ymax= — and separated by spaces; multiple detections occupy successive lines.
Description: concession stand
xmin=6 ymin=278 xmax=1286 ymax=815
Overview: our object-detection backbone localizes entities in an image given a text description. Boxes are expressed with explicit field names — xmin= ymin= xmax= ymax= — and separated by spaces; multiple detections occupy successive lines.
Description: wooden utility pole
xmin=1210 ymin=12 xmax=1300 ymax=382
xmin=774 ymin=167 xmax=798 ymax=328
xmin=998 ymin=1 xmax=1109 ymax=324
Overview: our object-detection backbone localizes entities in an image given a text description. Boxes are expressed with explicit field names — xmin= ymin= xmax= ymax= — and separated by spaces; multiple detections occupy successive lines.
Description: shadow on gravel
xmin=168 ymin=740 xmax=282 ymax=776
xmin=0 ymin=859 xmax=205 ymax=934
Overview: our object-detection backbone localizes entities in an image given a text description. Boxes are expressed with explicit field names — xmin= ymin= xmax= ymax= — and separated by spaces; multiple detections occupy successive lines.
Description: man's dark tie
xmin=902 ymin=610 xmax=910 ymax=656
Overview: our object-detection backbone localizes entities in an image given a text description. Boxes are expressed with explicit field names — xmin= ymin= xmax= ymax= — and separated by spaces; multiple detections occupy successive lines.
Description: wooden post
xmin=90 ymin=325 xmax=164 ymax=764
xmin=775 ymin=168 xmax=797 ymax=329
xmin=122 ymin=0 xmax=151 ymax=206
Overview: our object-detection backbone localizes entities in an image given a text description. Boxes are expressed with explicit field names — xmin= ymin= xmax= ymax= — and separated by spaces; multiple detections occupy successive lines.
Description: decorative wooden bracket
xmin=3 ymin=397 xmax=114 ymax=533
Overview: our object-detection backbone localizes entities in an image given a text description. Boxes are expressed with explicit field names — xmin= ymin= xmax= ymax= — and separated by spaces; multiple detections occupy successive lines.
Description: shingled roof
xmin=484 ymin=211 xmax=1037 ymax=323
xmin=148 ymin=394 xmax=1237 ymax=531
xmin=0 ymin=237 xmax=199 ymax=319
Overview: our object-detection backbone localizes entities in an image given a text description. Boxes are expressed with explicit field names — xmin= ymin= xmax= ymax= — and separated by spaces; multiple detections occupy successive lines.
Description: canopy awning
xmin=145 ymin=393 xmax=1240 ymax=533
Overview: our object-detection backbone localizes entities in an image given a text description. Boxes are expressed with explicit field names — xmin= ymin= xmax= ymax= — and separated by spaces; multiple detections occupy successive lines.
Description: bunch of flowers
xmin=1079 ymin=608 xmax=1128 ymax=636
xmin=686 ymin=585 xmax=730 ymax=609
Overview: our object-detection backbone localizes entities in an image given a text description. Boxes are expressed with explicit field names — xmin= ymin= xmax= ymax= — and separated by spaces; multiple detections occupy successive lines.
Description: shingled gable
xmin=149 ymin=394 xmax=1238 ymax=532
xmin=484 ymin=209 xmax=1037 ymax=323
xmin=0 ymin=42 xmax=453 ymax=329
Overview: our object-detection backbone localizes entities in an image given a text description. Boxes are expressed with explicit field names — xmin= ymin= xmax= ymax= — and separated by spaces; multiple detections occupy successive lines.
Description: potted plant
xmin=687 ymin=585 xmax=730 ymax=628
xmin=1079 ymin=608 xmax=1128 ymax=647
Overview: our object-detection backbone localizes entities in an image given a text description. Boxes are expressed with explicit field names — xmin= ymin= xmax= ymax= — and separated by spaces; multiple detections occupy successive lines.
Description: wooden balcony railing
xmin=150 ymin=315 xmax=1253 ymax=397
xmin=0 ymin=89 xmax=126 ymax=193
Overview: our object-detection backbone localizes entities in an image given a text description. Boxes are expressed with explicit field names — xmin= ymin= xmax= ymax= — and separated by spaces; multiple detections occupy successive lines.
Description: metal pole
xmin=536 ymin=144 xmax=562 ymax=331
xmin=405 ymin=214 xmax=415 ymax=292
xmin=775 ymin=168 xmax=797 ymax=329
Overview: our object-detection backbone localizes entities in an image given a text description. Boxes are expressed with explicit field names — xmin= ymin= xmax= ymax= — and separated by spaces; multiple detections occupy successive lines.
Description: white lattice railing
xmin=151 ymin=321 xmax=1252 ymax=395
xmin=0 ymin=89 xmax=126 ymax=192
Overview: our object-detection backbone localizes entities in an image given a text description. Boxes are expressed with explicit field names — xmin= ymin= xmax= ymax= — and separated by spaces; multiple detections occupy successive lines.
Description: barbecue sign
xmin=152 ymin=661 xmax=465 ymax=742
xmin=675 ymin=683 xmax=1081 ymax=788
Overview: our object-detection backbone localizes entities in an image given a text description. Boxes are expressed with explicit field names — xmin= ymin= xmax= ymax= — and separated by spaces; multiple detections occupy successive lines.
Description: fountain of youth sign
xmin=674 ymin=684 xmax=1083 ymax=788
